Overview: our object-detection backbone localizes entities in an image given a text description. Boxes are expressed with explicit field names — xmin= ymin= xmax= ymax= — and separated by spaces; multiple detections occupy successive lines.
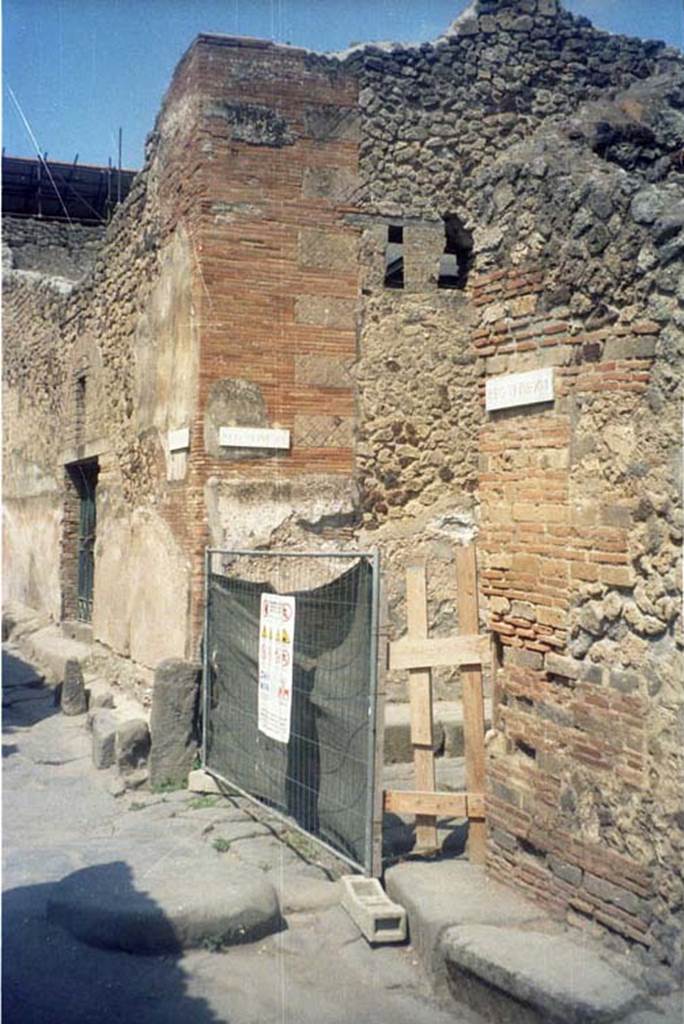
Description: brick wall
xmin=3 ymin=0 xmax=682 ymax=973
xmin=341 ymin=0 xmax=683 ymax=971
xmin=180 ymin=37 xmax=362 ymax=645
xmin=473 ymin=255 xmax=681 ymax=968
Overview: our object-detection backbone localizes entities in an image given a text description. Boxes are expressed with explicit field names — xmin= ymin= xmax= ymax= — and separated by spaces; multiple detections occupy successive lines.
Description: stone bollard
xmin=92 ymin=710 xmax=117 ymax=769
xmin=148 ymin=659 xmax=201 ymax=789
xmin=116 ymin=720 xmax=151 ymax=774
xmin=61 ymin=659 xmax=87 ymax=716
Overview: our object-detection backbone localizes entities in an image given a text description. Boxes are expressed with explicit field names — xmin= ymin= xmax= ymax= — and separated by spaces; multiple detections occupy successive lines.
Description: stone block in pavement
xmin=92 ymin=711 xmax=117 ymax=769
xmin=187 ymin=767 xmax=222 ymax=794
xmin=149 ymin=659 xmax=201 ymax=789
xmin=441 ymin=924 xmax=642 ymax=1024
xmin=116 ymin=719 xmax=150 ymax=773
xmin=385 ymin=860 xmax=544 ymax=983
xmin=46 ymin=847 xmax=282 ymax=953
xmin=87 ymin=685 xmax=114 ymax=712
xmin=61 ymin=659 xmax=87 ymax=716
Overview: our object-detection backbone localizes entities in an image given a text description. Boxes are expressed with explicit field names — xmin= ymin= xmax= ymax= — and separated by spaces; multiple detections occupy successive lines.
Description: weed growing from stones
xmin=189 ymin=795 xmax=220 ymax=810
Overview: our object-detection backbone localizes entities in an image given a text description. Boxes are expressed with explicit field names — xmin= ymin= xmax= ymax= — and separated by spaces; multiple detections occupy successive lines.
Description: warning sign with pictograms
xmin=257 ymin=593 xmax=296 ymax=743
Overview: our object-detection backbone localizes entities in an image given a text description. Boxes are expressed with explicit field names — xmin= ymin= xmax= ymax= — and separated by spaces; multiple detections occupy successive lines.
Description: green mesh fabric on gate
xmin=205 ymin=559 xmax=374 ymax=868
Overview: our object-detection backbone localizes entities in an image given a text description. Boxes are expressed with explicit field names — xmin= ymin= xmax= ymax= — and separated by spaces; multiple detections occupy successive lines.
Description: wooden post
xmin=406 ymin=563 xmax=438 ymax=851
xmin=455 ymin=544 xmax=487 ymax=865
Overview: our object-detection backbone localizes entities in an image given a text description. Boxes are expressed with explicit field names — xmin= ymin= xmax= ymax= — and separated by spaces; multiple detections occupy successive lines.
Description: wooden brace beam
xmin=389 ymin=633 xmax=489 ymax=672
xmin=384 ymin=789 xmax=485 ymax=819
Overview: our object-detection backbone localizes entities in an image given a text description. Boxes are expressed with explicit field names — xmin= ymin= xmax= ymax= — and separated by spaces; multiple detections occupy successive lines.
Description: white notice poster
xmin=258 ymin=593 xmax=296 ymax=743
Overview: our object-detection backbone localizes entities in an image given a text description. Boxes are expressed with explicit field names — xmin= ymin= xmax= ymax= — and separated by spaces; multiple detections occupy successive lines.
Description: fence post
xmin=370 ymin=575 xmax=388 ymax=877
xmin=201 ymin=547 xmax=211 ymax=768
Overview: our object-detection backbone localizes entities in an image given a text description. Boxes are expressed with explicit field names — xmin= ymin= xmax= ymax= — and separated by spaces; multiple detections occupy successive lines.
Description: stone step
xmin=442 ymin=924 xmax=642 ymax=1024
xmin=385 ymin=860 xmax=646 ymax=1024
xmin=19 ymin=625 xmax=92 ymax=685
xmin=47 ymin=841 xmax=282 ymax=953
xmin=383 ymin=699 xmax=492 ymax=764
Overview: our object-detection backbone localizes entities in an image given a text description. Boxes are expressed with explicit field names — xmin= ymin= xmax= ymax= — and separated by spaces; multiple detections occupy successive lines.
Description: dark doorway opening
xmin=63 ymin=460 xmax=99 ymax=623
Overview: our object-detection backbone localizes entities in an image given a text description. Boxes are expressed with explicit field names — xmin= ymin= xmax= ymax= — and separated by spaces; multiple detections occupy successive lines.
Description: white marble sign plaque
xmin=485 ymin=368 xmax=554 ymax=412
xmin=219 ymin=426 xmax=291 ymax=450
xmin=168 ymin=427 xmax=190 ymax=451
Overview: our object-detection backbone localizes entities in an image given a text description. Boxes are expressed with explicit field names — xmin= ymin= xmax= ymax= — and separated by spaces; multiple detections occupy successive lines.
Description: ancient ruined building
xmin=3 ymin=0 xmax=683 ymax=978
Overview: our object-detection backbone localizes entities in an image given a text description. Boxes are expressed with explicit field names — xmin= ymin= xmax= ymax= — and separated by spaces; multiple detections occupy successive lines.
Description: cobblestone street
xmin=2 ymin=646 xmax=476 ymax=1024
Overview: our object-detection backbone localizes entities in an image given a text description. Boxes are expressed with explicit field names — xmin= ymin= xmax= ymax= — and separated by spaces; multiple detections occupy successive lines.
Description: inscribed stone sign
xmin=219 ymin=426 xmax=290 ymax=450
xmin=168 ymin=427 xmax=190 ymax=451
xmin=485 ymin=368 xmax=554 ymax=412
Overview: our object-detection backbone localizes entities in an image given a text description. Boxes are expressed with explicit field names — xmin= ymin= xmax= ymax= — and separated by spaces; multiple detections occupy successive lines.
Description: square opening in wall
xmin=384 ymin=224 xmax=404 ymax=289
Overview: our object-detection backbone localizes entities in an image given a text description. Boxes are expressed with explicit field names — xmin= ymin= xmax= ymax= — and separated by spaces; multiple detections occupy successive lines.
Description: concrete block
xmin=383 ymin=701 xmax=493 ymax=763
xmin=340 ymin=875 xmax=407 ymax=945
xmin=188 ymin=768 xmax=222 ymax=794
xmin=383 ymin=703 xmax=444 ymax=763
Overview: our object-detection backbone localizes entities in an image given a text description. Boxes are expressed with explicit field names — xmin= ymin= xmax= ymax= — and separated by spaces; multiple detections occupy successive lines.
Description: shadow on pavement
xmin=3 ymin=861 xmax=225 ymax=1024
xmin=383 ymin=812 xmax=468 ymax=861
xmin=2 ymin=650 xmax=60 ymax=745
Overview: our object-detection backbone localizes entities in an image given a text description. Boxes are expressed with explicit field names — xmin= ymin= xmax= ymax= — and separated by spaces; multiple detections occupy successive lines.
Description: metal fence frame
xmin=201 ymin=547 xmax=381 ymax=876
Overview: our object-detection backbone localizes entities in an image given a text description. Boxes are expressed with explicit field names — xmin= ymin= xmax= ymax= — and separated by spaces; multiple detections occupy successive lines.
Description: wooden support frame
xmin=384 ymin=789 xmax=485 ymax=819
xmin=386 ymin=544 xmax=488 ymax=864
xmin=405 ymin=563 xmax=438 ymax=850
xmin=456 ymin=544 xmax=487 ymax=865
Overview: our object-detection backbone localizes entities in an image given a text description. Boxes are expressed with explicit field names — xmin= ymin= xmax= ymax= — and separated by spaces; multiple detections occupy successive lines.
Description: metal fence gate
xmin=201 ymin=548 xmax=381 ymax=875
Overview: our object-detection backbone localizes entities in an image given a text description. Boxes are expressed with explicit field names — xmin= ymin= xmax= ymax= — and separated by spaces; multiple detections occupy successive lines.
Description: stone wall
xmin=3 ymin=36 xmax=366 ymax=666
xmin=303 ymin=0 xmax=682 ymax=707
xmin=2 ymin=216 xmax=104 ymax=280
xmin=320 ymin=0 xmax=682 ymax=977
xmin=3 ymin=0 xmax=682 ymax=977
xmin=2 ymin=47 xmax=205 ymax=671
xmin=470 ymin=137 xmax=683 ymax=971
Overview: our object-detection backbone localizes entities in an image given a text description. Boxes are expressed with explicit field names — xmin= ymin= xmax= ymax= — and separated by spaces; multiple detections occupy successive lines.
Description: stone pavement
xmin=4 ymin=631 xmax=682 ymax=1024
xmin=385 ymin=860 xmax=683 ymax=1024
xmin=2 ymin=645 xmax=478 ymax=1024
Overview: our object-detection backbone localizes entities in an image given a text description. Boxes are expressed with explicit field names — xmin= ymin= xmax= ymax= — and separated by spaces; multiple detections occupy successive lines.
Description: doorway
xmin=64 ymin=460 xmax=99 ymax=623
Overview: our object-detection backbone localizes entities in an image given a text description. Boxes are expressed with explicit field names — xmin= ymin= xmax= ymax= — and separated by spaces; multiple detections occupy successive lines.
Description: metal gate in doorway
xmin=201 ymin=549 xmax=382 ymax=875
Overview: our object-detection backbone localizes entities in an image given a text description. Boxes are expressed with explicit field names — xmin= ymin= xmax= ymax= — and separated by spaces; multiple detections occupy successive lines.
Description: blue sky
xmin=4 ymin=1 xmax=683 ymax=170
